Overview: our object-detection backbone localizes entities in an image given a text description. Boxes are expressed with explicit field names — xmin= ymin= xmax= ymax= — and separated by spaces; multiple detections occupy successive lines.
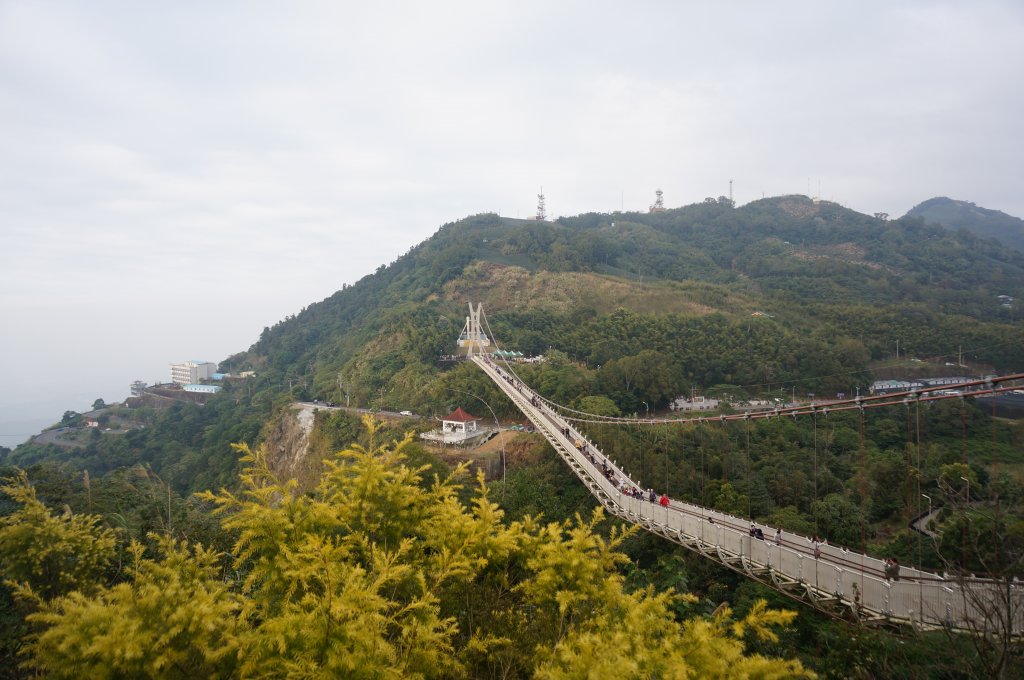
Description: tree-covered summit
xmin=906 ymin=196 xmax=1024 ymax=253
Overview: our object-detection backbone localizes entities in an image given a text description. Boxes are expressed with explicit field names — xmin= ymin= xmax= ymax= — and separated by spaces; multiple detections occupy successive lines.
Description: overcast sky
xmin=1 ymin=1 xmax=1022 ymax=443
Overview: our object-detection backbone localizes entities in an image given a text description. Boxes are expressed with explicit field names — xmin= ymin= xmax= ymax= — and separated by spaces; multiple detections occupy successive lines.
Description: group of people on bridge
xmin=558 ymin=426 xmax=672 ymax=508
xmin=498 ymin=371 xmax=525 ymax=394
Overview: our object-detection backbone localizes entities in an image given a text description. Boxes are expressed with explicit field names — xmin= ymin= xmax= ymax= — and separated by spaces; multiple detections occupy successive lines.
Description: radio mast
xmin=649 ymin=188 xmax=666 ymax=213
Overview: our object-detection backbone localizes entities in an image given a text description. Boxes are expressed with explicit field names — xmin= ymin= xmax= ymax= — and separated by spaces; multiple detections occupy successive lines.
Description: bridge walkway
xmin=473 ymin=355 xmax=1023 ymax=635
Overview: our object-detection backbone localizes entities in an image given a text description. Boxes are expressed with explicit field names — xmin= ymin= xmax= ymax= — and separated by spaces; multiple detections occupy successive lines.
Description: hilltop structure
xmin=649 ymin=189 xmax=666 ymax=213
xmin=534 ymin=189 xmax=547 ymax=221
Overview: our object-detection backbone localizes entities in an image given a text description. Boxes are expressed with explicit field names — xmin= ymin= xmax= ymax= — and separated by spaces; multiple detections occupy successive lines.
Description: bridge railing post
xmin=919 ymin=575 xmax=924 ymax=626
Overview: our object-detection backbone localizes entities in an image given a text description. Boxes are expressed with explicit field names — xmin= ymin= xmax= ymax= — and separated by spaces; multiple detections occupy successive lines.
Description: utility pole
xmin=337 ymin=372 xmax=350 ymax=407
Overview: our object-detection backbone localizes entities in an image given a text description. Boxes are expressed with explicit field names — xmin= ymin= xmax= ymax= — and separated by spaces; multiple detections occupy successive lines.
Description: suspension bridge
xmin=458 ymin=303 xmax=1024 ymax=636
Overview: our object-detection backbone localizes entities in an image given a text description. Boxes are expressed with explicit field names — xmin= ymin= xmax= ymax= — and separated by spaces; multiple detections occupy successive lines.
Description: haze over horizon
xmin=2 ymin=1 xmax=1023 ymax=447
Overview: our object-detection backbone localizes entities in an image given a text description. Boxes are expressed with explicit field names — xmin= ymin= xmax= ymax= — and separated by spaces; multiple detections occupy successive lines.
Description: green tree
xmin=811 ymin=494 xmax=867 ymax=548
xmin=938 ymin=462 xmax=977 ymax=502
xmin=21 ymin=538 xmax=243 ymax=679
xmin=575 ymin=395 xmax=622 ymax=417
xmin=60 ymin=411 xmax=82 ymax=428
xmin=0 ymin=470 xmax=116 ymax=599
xmin=713 ymin=482 xmax=748 ymax=517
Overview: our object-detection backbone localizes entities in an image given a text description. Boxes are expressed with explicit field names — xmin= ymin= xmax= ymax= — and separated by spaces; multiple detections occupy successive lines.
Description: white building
xmin=170 ymin=361 xmax=218 ymax=385
xmin=869 ymin=380 xmax=924 ymax=395
xmin=420 ymin=407 xmax=488 ymax=445
xmin=670 ymin=395 xmax=720 ymax=412
xmin=183 ymin=384 xmax=222 ymax=394
xmin=921 ymin=376 xmax=973 ymax=387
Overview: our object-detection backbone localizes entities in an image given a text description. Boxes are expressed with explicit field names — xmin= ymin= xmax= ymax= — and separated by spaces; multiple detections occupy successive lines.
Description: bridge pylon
xmin=457 ymin=302 xmax=491 ymax=357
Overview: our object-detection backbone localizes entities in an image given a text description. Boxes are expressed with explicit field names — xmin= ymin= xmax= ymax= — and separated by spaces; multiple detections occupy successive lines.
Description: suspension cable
xmin=813 ymin=410 xmax=819 ymax=537
xmin=745 ymin=417 xmax=752 ymax=520
xmin=479 ymin=323 xmax=1024 ymax=427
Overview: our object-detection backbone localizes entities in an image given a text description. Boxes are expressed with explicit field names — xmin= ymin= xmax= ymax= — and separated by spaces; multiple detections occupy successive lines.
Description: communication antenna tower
xmin=729 ymin=179 xmax=733 ymax=207
xmin=535 ymin=187 xmax=547 ymax=221
xmin=649 ymin=188 xmax=666 ymax=213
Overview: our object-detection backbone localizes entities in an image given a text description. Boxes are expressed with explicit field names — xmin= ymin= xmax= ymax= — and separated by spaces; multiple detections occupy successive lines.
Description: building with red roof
xmin=420 ymin=406 xmax=488 ymax=445
xmin=441 ymin=407 xmax=479 ymax=435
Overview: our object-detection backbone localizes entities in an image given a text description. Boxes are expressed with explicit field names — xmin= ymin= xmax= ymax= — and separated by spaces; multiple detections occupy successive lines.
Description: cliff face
xmin=262 ymin=403 xmax=318 ymax=490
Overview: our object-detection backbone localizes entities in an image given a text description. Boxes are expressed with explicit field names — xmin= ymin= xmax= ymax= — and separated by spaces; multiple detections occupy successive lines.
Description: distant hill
xmin=905 ymin=197 xmax=1024 ymax=252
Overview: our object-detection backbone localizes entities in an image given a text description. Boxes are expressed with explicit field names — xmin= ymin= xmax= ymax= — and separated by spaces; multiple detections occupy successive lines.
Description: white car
xmin=399 ymin=410 xmax=414 ymax=416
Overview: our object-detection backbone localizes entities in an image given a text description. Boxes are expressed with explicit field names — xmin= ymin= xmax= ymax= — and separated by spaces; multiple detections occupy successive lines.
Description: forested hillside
xmin=3 ymin=195 xmax=1024 ymax=677
xmin=907 ymin=196 xmax=1024 ymax=253
xmin=247 ymin=195 xmax=1024 ymax=415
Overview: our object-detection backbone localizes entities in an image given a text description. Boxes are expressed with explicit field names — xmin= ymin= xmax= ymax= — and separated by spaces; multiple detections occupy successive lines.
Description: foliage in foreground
xmin=1 ymin=418 xmax=811 ymax=678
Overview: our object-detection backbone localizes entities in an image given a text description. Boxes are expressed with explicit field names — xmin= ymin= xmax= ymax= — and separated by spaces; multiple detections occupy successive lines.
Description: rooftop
xmin=443 ymin=407 xmax=479 ymax=422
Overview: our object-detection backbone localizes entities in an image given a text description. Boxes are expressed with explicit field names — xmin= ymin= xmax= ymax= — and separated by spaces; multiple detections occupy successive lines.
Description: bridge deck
xmin=473 ymin=355 xmax=1024 ymax=635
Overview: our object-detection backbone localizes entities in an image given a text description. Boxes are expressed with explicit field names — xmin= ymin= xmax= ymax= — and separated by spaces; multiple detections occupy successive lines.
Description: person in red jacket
xmin=658 ymin=494 xmax=670 ymax=507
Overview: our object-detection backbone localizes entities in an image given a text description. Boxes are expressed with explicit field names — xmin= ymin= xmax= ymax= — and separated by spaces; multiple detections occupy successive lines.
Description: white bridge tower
xmin=457 ymin=302 xmax=491 ymax=356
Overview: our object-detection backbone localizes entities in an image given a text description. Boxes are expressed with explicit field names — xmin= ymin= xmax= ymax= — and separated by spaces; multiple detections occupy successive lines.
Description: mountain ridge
xmin=904 ymin=196 xmax=1024 ymax=252
xmin=233 ymin=195 xmax=1023 ymax=419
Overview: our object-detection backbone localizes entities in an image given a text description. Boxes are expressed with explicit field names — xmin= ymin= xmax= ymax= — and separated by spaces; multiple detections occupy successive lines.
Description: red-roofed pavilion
xmin=441 ymin=407 xmax=480 ymax=435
